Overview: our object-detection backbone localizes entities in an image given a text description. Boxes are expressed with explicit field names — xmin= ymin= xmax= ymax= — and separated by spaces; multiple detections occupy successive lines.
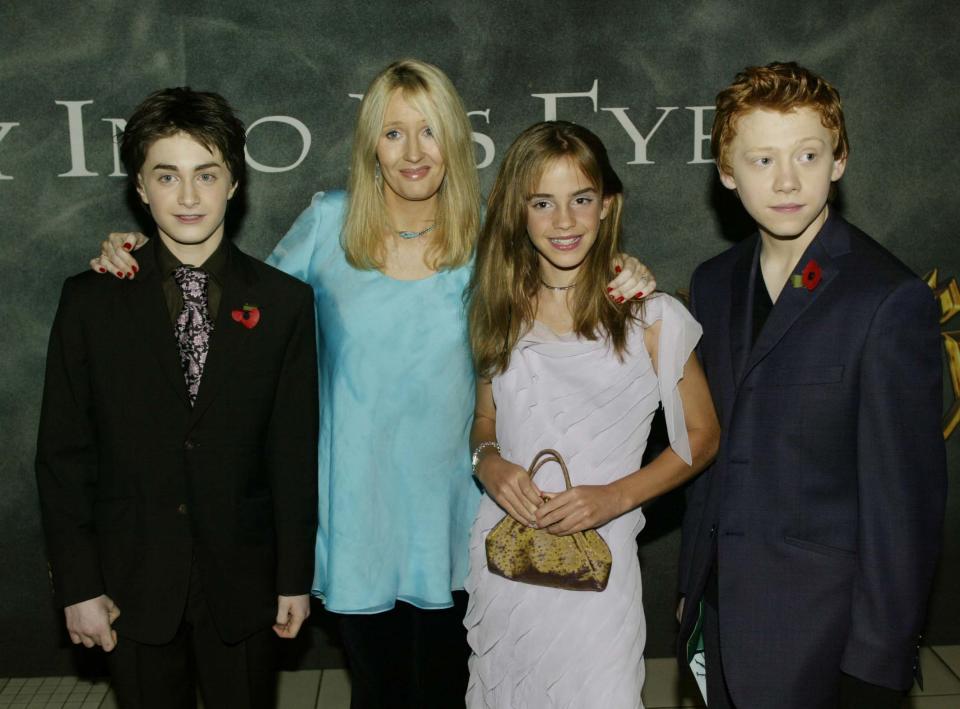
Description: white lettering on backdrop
xmin=1 ymin=83 xmax=716 ymax=180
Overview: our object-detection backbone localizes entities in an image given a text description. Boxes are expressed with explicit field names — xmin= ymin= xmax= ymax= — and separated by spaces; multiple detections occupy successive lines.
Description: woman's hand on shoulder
xmin=607 ymin=254 xmax=657 ymax=303
xmin=535 ymin=483 xmax=627 ymax=535
xmin=89 ymin=232 xmax=149 ymax=279
xmin=475 ymin=454 xmax=543 ymax=528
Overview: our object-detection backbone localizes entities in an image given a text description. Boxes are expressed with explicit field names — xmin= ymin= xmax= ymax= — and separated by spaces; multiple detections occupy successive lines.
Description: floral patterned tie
xmin=173 ymin=266 xmax=213 ymax=406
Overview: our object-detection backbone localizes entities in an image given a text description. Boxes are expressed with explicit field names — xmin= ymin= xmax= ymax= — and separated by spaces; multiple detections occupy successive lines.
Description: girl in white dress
xmin=465 ymin=121 xmax=720 ymax=708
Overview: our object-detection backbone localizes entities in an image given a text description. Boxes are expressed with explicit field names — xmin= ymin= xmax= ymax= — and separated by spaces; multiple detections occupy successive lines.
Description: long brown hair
xmin=342 ymin=59 xmax=480 ymax=271
xmin=468 ymin=121 xmax=640 ymax=377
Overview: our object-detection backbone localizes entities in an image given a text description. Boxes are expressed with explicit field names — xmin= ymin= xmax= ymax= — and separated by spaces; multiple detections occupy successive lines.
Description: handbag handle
xmin=527 ymin=449 xmax=574 ymax=491
xmin=528 ymin=449 xmax=606 ymax=579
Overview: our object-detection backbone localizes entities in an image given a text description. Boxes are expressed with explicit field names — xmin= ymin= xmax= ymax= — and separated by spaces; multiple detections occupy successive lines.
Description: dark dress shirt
xmin=155 ymin=236 xmax=228 ymax=326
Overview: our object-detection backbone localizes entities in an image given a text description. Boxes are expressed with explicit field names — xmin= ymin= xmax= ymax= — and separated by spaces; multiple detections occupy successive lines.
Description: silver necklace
xmin=540 ymin=280 xmax=577 ymax=292
xmin=398 ymin=224 xmax=437 ymax=240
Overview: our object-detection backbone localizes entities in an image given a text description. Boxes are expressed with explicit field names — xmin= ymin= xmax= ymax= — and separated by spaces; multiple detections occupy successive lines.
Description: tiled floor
xmin=0 ymin=677 xmax=110 ymax=708
xmin=2 ymin=647 xmax=958 ymax=708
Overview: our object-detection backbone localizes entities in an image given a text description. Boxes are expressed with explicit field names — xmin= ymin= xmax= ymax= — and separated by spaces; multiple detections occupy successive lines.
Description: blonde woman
xmin=267 ymin=60 xmax=482 ymax=707
xmin=465 ymin=122 xmax=719 ymax=708
xmin=89 ymin=62 xmax=652 ymax=707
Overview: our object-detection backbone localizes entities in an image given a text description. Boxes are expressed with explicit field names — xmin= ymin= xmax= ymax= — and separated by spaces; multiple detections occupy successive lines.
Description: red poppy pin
xmin=790 ymin=259 xmax=822 ymax=292
xmin=231 ymin=304 xmax=260 ymax=329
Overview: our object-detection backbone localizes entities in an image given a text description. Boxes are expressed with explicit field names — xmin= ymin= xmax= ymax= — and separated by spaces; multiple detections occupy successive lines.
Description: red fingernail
xmin=123 ymin=243 xmax=133 ymax=251
xmin=131 ymin=265 xmax=138 ymax=273
xmin=616 ymin=296 xmax=625 ymax=303
xmin=116 ymin=271 xmax=124 ymax=277
xmin=614 ymin=266 xmax=622 ymax=273
xmin=98 ymin=267 xmax=106 ymax=273
xmin=606 ymin=287 xmax=614 ymax=293
xmin=126 ymin=272 xmax=133 ymax=278
xmin=635 ymin=291 xmax=644 ymax=299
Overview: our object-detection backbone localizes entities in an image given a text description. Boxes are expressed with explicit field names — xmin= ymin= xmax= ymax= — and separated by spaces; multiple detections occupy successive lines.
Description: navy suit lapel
xmin=123 ymin=245 xmax=191 ymax=408
xmin=190 ymin=244 xmax=259 ymax=425
xmin=742 ymin=213 xmax=851 ymax=381
xmin=729 ymin=237 xmax=760 ymax=387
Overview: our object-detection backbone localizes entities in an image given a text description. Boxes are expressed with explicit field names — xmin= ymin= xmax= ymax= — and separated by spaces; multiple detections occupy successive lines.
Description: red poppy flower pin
xmin=231 ymin=304 xmax=260 ymax=329
xmin=790 ymin=259 xmax=823 ymax=292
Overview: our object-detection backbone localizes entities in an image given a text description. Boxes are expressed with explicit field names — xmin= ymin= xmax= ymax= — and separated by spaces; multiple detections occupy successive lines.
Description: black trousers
xmin=107 ymin=559 xmax=277 ymax=709
xmin=335 ymin=592 xmax=470 ymax=709
xmin=702 ymin=568 xmax=904 ymax=709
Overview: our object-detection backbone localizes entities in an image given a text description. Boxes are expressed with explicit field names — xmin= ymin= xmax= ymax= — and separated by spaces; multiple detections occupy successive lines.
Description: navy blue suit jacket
xmin=677 ymin=213 xmax=946 ymax=707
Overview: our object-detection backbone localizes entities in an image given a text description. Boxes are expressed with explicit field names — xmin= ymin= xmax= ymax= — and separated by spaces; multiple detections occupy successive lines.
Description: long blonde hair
xmin=343 ymin=59 xmax=480 ymax=271
xmin=468 ymin=121 xmax=639 ymax=378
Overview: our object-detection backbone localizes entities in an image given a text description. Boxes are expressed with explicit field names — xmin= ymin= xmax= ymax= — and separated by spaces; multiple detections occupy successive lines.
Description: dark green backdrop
xmin=2 ymin=0 xmax=957 ymax=676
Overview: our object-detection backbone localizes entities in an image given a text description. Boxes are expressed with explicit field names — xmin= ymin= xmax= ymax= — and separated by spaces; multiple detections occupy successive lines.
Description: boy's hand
xmin=608 ymin=254 xmax=657 ymax=303
xmin=64 ymin=594 xmax=120 ymax=651
xmin=89 ymin=232 xmax=148 ymax=279
xmin=273 ymin=594 xmax=310 ymax=639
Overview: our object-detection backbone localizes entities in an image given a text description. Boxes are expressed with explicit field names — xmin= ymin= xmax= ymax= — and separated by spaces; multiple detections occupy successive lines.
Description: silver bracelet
xmin=471 ymin=441 xmax=501 ymax=475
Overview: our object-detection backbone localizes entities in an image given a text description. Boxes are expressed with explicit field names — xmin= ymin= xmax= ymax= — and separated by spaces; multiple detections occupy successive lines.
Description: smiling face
xmin=719 ymin=107 xmax=846 ymax=244
xmin=136 ymin=131 xmax=237 ymax=265
xmin=376 ymin=90 xmax=446 ymax=210
xmin=526 ymin=157 xmax=612 ymax=286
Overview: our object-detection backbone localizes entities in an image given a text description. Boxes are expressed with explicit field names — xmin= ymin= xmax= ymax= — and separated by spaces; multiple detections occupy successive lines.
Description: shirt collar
xmin=155 ymin=236 xmax=229 ymax=286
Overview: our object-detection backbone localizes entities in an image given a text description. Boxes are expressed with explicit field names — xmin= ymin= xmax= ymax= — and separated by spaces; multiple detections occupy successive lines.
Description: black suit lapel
xmin=742 ymin=213 xmax=850 ymax=381
xmin=123 ymin=246 xmax=191 ymax=408
xmin=729 ymin=237 xmax=760 ymax=387
xmin=190 ymin=244 xmax=259 ymax=425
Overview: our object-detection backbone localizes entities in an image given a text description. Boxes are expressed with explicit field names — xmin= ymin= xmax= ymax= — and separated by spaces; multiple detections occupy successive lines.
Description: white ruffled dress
xmin=464 ymin=294 xmax=702 ymax=709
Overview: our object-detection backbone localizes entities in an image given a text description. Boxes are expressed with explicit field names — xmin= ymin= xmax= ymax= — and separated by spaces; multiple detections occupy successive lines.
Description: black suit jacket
xmin=36 ymin=240 xmax=318 ymax=644
xmin=677 ymin=214 xmax=946 ymax=706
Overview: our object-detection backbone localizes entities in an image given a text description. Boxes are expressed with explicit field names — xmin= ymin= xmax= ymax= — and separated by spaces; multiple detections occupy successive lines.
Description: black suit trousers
xmin=107 ymin=557 xmax=277 ymax=709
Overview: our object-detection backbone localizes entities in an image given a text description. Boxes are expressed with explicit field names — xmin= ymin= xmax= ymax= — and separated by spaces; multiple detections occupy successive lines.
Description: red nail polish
xmin=123 ymin=243 xmax=133 ymax=251
xmin=616 ymin=296 xmax=625 ymax=303
xmin=614 ymin=266 xmax=622 ymax=274
xmin=131 ymin=265 xmax=139 ymax=273
xmin=116 ymin=271 xmax=124 ymax=277
xmin=606 ymin=287 xmax=614 ymax=293
xmin=98 ymin=267 xmax=106 ymax=273
xmin=635 ymin=291 xmax=644 ymax=299
xmin=126 ymin=272 xmax=133 ymax=278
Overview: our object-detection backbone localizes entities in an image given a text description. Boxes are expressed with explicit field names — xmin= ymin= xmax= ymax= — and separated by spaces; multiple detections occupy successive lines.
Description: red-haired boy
xmin=678 ymin=62 xmax=946 ymax=708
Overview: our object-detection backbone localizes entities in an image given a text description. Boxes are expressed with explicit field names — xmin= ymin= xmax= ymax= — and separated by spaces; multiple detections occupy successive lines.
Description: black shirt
xmin=155 ymin=236 xmax=228 ymax=328
xmin=752 ymin=269 xmax=774 ymax=346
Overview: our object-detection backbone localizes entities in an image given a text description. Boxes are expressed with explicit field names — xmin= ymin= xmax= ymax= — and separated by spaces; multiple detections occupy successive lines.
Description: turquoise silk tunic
xmin=267 ymin=191 xmax=480 ymax=613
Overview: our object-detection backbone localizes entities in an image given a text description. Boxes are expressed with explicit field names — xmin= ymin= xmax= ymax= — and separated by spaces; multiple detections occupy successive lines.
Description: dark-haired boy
xmin=36 ymin=88 xmax=318 ymax=708
xmin=678 ymin=63 xmax=946 ymax=708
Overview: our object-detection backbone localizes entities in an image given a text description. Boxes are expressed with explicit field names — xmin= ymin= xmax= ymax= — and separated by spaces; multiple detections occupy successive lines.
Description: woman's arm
xmin=536 ymin=325 xmax=719 ymax=535
xmin=471 ymin=378 xmax=544 ymax=527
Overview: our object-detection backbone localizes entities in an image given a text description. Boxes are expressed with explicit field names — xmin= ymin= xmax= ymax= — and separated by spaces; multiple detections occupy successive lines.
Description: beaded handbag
xmin=485 ymin=449 xmax=612 ymax=592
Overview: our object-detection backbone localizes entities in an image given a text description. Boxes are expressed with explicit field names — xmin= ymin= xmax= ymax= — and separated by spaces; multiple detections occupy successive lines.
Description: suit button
xmin=184 ymin=439 xmax=195 ymax=450
xmin=709 ymin=524 xmax=717 ymax=538
xmin=177 ymin=503 xmax=188 ymax=515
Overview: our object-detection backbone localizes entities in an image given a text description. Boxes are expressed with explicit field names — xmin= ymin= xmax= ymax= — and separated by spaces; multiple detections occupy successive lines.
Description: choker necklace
xmin=540 ymin=279 xmax=577 ymax=292
xmin=398 ymin=224 xmax=437 ymax=240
